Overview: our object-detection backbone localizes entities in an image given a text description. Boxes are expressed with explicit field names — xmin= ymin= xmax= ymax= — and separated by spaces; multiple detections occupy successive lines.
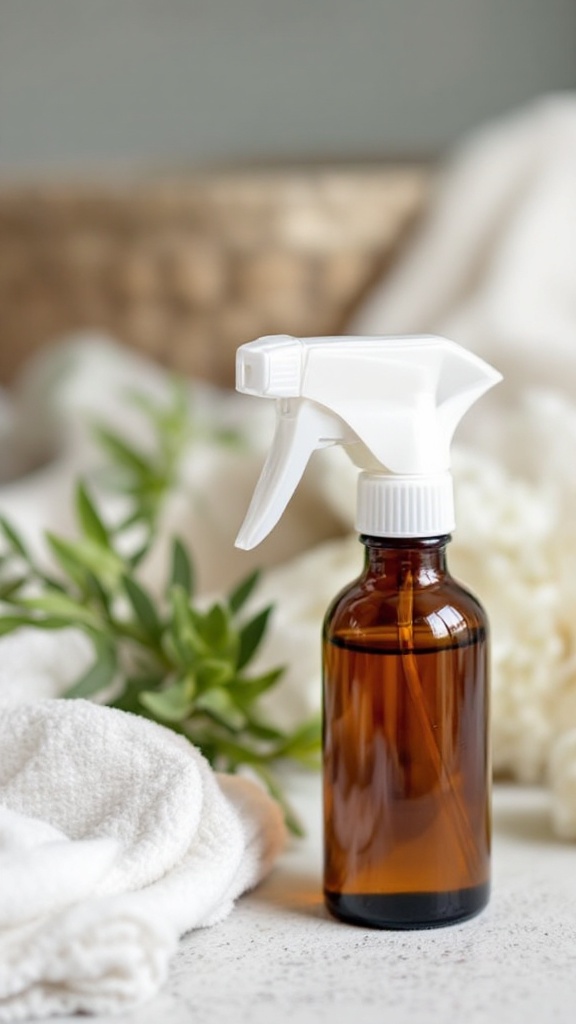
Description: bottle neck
xmin=360 ymin=534 xmax=451 ymax=586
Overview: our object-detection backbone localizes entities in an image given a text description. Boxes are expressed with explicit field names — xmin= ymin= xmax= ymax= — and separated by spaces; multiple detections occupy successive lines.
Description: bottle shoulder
xmin=324 ymin=571 xmax=488 ymax=652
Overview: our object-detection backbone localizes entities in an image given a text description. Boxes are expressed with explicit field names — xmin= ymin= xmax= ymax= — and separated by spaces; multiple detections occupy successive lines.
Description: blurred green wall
xmin=0 ymin=0 xmax=574 ymax=174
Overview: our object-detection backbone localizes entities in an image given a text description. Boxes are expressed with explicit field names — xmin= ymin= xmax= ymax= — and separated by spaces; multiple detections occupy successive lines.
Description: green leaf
xmin=242 ymin=717 xmax=286 ymax=742
xmin=139 ymin=676 xmax=195 ymax=723
xmin=111 ymin=675 xmax=163 ymax=715
xmin=195 ymin=687 xmax=247 ymax=731
xmin=196 ymin=658 xmax=234 ymax=690
xmin=85 ymin=571 xmax=112 ymax=615
xmin=45 ymin=534 xmax=124 ymax=592
xmin=228 ymin=569 xmax=261 ymax=615
xmin=161 ymin=629 xmax=187 ymax=670
xmin=0 ymin=615 xmax=36 ymax=636
xmin=202 ymin=734 xmax=263 ymax=767
xmin=20 ymin=593 xmax=101 ymax=629
xmin=92 ymin=427 xmax=151 ymax=476
xmin=233 ymin=666 xmax=285 ymax=705
xmin=283 ymin=716 xmax=322 ymax=751
xmin=127 ymin=539 xmax=154 ymax=570
xmin=237 ymin=605 xmax=273 ymax=670
xmin=75 ymin=482 xmax=111 ymax=548
xmin=166 ymin=585 xmax=207 ymax=666
xmin=277 ymin=716 xmax=322 ymax=767
xmin=122 ymin=575 xmax=161 ymax=639
xmin=0 ymin=516 xmax=30 ymax=560
xmin=45 ymin=534 xmax=89 ymax=591
xmin=0 ymin=613 xmax=83 ymax=636
xmin=0 ymin=576 xmax=28 ymax=601
xmin=194 ymin=603 xmax=239 ymax=663
xmin=116 ymin=509 xmax=145 ymax=533
xmin=168 ymin=538 xmax=194 ymax=596
xmin=250 ymin=764 xmax=305 ymax=838
xmin=63 ymin=639 xmax=117 ymax=699
xmin=197 ymin=603 xmax=229 ymax=651
xmin=37 ymin=573 xmax=67 ymax=594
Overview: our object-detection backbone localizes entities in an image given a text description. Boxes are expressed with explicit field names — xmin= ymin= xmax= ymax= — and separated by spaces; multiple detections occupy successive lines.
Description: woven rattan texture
xmin=0 ymin=168 xmax=427 ymax=386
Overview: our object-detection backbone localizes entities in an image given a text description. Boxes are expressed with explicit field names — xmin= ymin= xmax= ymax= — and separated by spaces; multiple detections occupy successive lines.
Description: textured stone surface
xmin=48 ymin=777 xmax=576 ymax=1024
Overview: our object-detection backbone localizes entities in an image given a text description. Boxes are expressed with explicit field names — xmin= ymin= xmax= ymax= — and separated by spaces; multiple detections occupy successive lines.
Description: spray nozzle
xmin=235 ymin=335 xmax=502 ymax=549
xmin=235 ymin=335 xmax=303 ymax=397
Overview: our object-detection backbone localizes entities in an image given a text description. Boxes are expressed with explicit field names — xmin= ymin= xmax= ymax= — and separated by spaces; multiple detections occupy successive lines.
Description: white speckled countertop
xmin=53 ymin=776 xmax=576 ymax=1024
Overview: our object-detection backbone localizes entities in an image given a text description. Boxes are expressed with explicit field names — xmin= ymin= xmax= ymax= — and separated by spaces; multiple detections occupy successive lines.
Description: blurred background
xmin=0 ymin=0 xmax=575 ymax=385
xmin=1 ymin=0 xmax=575 ymax=172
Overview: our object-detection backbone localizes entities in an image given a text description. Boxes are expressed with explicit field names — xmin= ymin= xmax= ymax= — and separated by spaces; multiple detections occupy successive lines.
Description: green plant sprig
xmin=0 ymin=387 xmax=319 ymax=834
xmin=93 ymin=381 xmax=241 ymax=567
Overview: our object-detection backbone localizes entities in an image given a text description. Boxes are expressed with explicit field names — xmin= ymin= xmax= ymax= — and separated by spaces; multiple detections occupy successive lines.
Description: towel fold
xmin=0 ymin=700 xmax=285 ymax=1020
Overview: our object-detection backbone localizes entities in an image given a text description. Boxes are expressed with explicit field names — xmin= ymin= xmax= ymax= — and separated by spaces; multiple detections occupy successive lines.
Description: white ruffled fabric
xmin=0 ymin=700 xmax=285 ymax=1020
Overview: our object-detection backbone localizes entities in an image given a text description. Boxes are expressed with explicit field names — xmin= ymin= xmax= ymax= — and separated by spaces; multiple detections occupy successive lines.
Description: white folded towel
xmin=0 ymin=699 xmax=285 ymax=1020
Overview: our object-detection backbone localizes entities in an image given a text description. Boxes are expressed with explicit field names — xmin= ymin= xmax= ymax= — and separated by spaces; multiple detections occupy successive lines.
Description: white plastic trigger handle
xmin=235 ymin=398 xmax=351 ymax=550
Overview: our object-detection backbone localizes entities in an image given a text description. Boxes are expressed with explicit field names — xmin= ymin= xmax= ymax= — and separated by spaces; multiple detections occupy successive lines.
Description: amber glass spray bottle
xmin=234 ymin=333 xmax=502 ymax=930
xmin=323 ymin=533 xmax=490 ymax=927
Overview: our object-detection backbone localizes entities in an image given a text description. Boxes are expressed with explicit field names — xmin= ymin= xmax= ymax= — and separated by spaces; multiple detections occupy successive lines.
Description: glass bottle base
xmin=324 ymin=882 xmax=490 ymax=930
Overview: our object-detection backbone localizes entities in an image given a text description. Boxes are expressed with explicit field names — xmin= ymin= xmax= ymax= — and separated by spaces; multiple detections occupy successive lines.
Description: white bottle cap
xmin=356 ymin=472 xmax=455 ymax=538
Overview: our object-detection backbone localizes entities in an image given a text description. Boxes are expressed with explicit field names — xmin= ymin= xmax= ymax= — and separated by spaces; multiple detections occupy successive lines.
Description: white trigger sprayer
xmin=235 ymin=334 xmax=502 ymax=550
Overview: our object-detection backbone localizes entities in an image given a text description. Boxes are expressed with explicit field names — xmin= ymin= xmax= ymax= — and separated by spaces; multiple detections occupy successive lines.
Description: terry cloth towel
xmin=0 ymin=699 xmax=286 ymax=1020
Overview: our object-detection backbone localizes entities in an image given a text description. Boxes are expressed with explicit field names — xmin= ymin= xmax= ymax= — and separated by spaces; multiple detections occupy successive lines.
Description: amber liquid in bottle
xmin=323 ymin=535 xmax=491 ymax=929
